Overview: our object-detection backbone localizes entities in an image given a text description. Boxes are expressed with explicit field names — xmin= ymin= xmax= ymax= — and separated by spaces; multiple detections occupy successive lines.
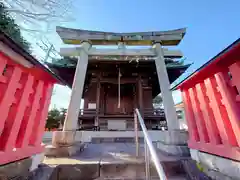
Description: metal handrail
xmin=134 ymin=108 xmax=167 ymax=180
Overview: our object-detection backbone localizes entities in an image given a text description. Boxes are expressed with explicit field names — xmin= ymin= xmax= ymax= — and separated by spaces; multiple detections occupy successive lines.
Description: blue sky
xmin=45 ymin=0 xmax=240 ymax=109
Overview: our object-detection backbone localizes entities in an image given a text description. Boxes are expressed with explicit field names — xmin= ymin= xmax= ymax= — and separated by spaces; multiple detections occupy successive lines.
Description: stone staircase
xmin=29 ymin=157 xmax=189 ymax=180
xmin=25 ymin=142 xmax=200 ymax=180
xmin=3 ymin=133 xmax=212 ymax=180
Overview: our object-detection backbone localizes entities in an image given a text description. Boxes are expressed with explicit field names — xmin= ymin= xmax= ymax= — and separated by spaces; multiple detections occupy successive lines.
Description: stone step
xmin=95 ymin=176 xmax=187 ymax=180
xmin=98 ymin=161 xmax=188 ymax=180
xmin=40 ymin=142 xmax=191 ymax=180
xmin=162 ymin=160 xmax=186 ymax=178
xmin=32 ymin=156 xmax=188 ymax=180
xmin=92 ymin=137 xmax=144 ymax=143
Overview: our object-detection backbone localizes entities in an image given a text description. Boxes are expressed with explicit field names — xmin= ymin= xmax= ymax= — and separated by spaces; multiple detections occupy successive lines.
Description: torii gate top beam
xmin=56 ymin=26 xmax=186 ymax=46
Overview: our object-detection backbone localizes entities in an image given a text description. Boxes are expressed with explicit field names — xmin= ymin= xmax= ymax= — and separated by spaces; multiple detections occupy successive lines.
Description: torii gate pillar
xmin=154 ymin=43 xmax=180 ymax=130
xmin=153 ymin=43 xmax=189 ymax=156
xmin=46 ymin=42 xmax=91 ymax=156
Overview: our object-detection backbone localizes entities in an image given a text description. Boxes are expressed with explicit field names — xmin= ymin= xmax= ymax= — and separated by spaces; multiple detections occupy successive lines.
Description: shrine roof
xmin=46 ymin=59 xmax=190 ymax=96
xmin=0 ymin=31 xmax=65 ymax=84
xmin=56 ymin=26 xmax=186 ymax=46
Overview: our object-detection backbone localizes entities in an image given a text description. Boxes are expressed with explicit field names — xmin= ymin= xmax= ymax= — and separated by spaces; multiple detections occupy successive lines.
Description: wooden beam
xmin=59 ymin=47 xmax=183 ymax=58
xmin=92 ymin=77 xmax=137 ymax=84
xmin=95 ymin=73 xmax=101 ymax=127
xmin=0 ymin=42 xmax=33 ymax=68
xmin=138 ymin=76 xmax=144 ymax=114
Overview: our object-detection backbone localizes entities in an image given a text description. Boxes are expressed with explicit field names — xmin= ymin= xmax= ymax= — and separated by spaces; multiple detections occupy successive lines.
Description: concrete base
xmin=44 ymin=143 xmax=85 ymax=157
xmin=45 ymin=131 xmax=85 ymax=157
xmin=43 ymin=130 xmax=190 ymax=156
xmin=52 ymin=131 xmax=76 ymax=147
xmin=157 ymin=142 xmax=190 ymax=156
xmin=191 ymin=149 xmax=240 ymax=180
xmin=156 ymin=130 xmax=190 ymax=156
xmin=157 ymin=130 xmax=188 ymax=145
xmin=43 ymin=130 xmax=187 ymax=144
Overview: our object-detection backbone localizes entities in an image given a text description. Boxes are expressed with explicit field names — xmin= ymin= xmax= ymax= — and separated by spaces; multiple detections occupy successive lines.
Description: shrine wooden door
xmin=104 ymin=84 xmax=134 ymax=115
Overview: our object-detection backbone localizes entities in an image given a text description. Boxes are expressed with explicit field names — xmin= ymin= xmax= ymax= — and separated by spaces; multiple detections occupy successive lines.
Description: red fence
xmin=177 ymin=39 xmax=240 ymax=161
xmin=0 ymin=41 xmax=57 ymax=164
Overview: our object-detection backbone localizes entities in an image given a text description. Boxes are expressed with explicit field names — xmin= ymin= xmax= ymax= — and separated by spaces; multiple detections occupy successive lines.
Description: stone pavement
xmin=44 ymin=143 xmax=189 ymax=165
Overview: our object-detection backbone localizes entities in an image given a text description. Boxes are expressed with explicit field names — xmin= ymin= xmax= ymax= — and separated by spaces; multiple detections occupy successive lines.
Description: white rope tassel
xmin=118 ymin=68 xmax=121 ymax=108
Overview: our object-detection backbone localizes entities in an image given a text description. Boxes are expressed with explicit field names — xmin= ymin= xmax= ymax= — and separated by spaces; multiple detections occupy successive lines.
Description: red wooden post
xmin=188 ymin=87 xmax=209 ymax=143
xmin=195 ymin=82 xmax=221 ymax=144
xmin=21 ymin=81 xmax=44 ymax=147
xmin=207 ymin=76 xmax=238 ymax=146
xmin=182 ymin=90 xmax=200 ymax=142
xmin=3 ymin=74 xmax=34 ymax=151
xmin=0 ymin=66 xmax=22 ymax=140
xmin=215 ymin=71 xmax=240 ymax=147
xmin=0 ymin=53 xmax=7 ymax=83
xmin=229 ymin=62 xmax=240 ymax=94
xmin=30 ymin=83 xmax=53 ymax=146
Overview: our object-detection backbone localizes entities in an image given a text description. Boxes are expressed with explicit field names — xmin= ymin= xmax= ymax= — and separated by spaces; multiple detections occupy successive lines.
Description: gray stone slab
xmin=157 ymin=141 xmax=190 ymax=156
xmin=99 ymin=163 xmax=146 ymax=179
xmin=158 ymin=130 xmax=188 ymax=145
xmin=191 ymin=149 xmax=240 ymax=180
xmin=0 ymin=158 xmax=32 ymax=179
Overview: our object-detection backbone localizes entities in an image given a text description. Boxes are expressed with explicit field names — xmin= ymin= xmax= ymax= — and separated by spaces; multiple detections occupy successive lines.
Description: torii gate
xmin=51 ymin=27 xmax=187 ymax=155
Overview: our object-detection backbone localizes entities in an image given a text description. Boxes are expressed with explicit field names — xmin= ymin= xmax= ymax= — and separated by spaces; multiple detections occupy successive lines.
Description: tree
xmin=45 ymin=108 xmax=60 ymax=129
xmin=3 ymin=0 xmax=73 ymax=63
xmin=153 ymin=95 xmax=163 ymax=108
xmin=45 ymin=108 xmax=67 ymax=129
xmin=153 ymin=95 xmax=162 ymax=104
xmin=0 ymin=2 xmax=30 ymax=51
xmin=3 ymin=0 xmax=73 ymax=33
xmin=59 ymin=108 xmax=67 ymax=128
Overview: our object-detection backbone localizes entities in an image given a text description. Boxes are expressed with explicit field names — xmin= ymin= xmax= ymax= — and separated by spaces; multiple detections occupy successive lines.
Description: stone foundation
xmin=156 ymin=142 xmax=190 ymax=156
xmin=0 ymin=153 xmax=44 ymax=180
xmin=52 ymin=131 xmax=76 ymax=146
xmin=45 ymin=131 xmax=85 ymax=157
xmin=43 ymin=130 xmax=190 ymax=156
xmin=45 ymin=143 xmax=85 ymax=157
xmin=190 ymin=149 xmax=240 ymax=180
xmin=43 ymin=130 xmax=186 ymax=143
xmin=43 ymin=130 xmax=191 ymax=156
xmin=156 ymin=130 xmax=190 ymax=156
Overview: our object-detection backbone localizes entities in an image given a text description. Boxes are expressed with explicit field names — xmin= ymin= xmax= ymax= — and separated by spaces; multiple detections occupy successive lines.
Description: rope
xmin=118 ymin=68 xmax=121 ymax=108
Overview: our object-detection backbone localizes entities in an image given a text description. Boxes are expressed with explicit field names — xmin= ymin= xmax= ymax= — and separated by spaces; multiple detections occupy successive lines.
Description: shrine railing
xmin=143 ymin=108 xmax=165 ymax=117
xmin=0 ymin=36 xmax=56 ymax=165
xmin=177 ymin=39 xmax=240 ymax=161
xmin=79 ymin=109 xmax=96 ymax=116
xmin=78 ymin=108 xmax=165 ymax=117
xmin=134 ymin=108 xmax=167 ymax=180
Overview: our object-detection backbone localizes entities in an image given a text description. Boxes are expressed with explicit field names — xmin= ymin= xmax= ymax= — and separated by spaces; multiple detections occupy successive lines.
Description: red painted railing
xmin=178 ymin=39 xmax=240 ymax=161
xmin=0 ymin=50 xmax=55 ymax=165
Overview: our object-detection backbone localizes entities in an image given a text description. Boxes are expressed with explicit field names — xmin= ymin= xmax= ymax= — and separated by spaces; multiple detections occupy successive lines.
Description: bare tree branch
xmin=3 ymin=0 xmax=74 ymax=32
xmin=3 ymin=0 xmax=74 ymax=64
